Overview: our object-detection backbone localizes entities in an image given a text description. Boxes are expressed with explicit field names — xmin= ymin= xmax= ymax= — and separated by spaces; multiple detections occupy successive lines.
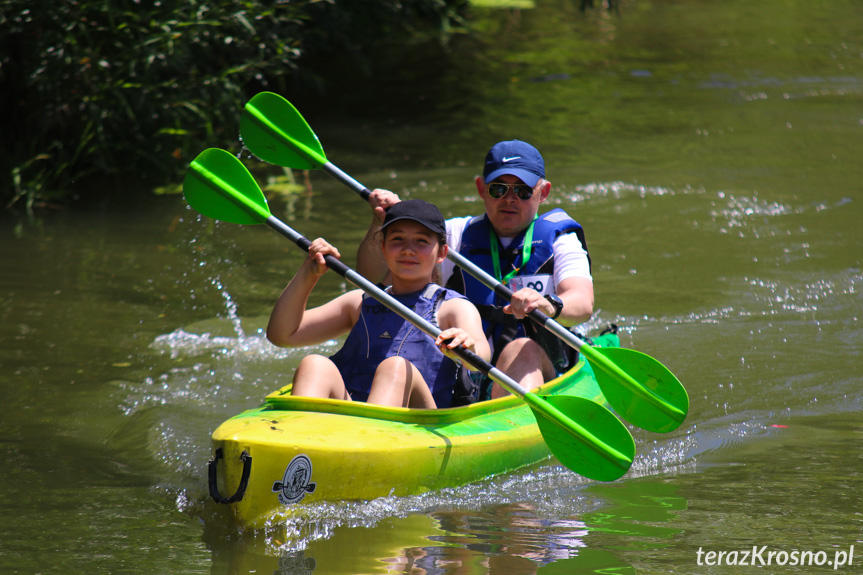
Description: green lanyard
xmin=490 ymin=217 xmax=537 ymax=284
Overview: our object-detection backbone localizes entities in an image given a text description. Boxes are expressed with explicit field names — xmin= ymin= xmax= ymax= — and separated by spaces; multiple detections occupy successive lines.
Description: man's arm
xmin=356 ymin=189 xmax=401 ymax=282
xmin=550 ymin=230 xmax=594 ymax=326
xmin=552 ymin=275 xmax=594 ymax=326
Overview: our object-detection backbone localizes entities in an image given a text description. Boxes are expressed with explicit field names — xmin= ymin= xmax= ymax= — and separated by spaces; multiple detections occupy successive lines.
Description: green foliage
xmin=0 ymin=0 xmax=468 ymax=211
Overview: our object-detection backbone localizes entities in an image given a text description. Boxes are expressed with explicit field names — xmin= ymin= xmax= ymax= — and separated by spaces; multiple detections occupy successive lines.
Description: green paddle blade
xmin=183 ymin=148 xmax=271 ymax=225
xmin=582 ymin=346 xmax=689 ymax=434
xmin=524 ymin=393 xmax=635 ymax=482
xmin=241 ymin=92 xmax=326 ymax=170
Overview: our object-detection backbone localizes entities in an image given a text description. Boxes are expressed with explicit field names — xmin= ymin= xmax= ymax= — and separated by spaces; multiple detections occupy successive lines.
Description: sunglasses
xmin=487 ymin=182 xmax=535 ymax=200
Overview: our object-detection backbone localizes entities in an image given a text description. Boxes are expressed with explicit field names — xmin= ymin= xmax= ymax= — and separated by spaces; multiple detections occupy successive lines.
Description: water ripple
xmin=562 ymin=181 xmax=703 ymax=203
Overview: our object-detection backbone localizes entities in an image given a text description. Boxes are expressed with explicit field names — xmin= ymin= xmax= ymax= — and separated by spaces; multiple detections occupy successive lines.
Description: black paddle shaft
xmin=264 ymin=216 xmax=526 ymax=398
xmin=323 ymin=165 xmax=561 ymax=336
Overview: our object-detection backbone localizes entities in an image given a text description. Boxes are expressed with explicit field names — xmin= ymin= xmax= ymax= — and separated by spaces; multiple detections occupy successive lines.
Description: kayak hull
xmin=209 ymin=358 xmax=606 ymax=529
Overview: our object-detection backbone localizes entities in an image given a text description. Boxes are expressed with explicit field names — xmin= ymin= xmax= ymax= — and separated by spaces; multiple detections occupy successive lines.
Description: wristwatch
xmin=544 ymin=294 xmax=564 ymax=320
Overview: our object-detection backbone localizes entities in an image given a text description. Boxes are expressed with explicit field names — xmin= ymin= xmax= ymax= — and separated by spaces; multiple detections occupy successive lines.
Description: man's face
xmin=476 ymin=174 xmax=550 ymax=237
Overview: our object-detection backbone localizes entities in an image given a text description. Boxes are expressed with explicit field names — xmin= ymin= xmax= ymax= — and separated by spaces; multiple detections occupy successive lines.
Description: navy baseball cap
xmin=382 ymin=199 xmax=446 ymax=236
xmin=483 ymin=140 xmax=545 ymax=187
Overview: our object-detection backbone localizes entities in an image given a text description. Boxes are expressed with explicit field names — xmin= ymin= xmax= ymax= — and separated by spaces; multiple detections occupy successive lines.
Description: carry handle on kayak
xmin=208 ymin=448 xmax=252 ymax=504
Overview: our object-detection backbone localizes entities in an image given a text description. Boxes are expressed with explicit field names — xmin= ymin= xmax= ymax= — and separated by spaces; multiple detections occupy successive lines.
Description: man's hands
xmin=368 ymin=189 xmax=402 ymax=224
xmin=503 ymin=287 xmax=557 ymax=319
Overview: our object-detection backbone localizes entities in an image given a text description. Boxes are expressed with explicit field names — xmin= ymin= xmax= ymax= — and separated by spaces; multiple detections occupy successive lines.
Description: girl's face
xmin=382 ymin=220 xmax=448 ymax=286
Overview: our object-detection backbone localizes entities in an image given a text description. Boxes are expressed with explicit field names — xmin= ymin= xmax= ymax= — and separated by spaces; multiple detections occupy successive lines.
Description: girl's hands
xmin=436 ymin=327 xmax=486 ymax=372
xmin=435 ymin=327 xmax=476 ymax=357
xmin=304 ymin=238 xmax=341 ymax=278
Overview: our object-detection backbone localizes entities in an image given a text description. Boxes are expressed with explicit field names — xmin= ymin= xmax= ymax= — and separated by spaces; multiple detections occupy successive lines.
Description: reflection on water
xmin=583 ymin=481 xmax=684 ymax=541
xmin=204 ymin=479 xmax=687 ymax=574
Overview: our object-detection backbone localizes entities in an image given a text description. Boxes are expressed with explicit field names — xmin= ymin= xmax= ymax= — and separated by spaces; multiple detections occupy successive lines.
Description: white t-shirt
xmin=441 ymin=215 xmax=592 ymax=290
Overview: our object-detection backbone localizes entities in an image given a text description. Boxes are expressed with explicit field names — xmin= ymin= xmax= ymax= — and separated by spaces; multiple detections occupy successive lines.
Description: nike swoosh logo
xmin=502 ymin=156 xmax=521 ymax=162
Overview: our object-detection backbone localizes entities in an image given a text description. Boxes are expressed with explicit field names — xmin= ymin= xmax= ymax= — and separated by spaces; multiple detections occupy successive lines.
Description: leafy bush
xmin=0 ymin=0 xmax=467 ymax=211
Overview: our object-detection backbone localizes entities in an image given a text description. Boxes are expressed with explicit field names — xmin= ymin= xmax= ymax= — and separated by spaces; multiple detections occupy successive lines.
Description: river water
xmin=2 ymin=0 xmax=861 ymax=573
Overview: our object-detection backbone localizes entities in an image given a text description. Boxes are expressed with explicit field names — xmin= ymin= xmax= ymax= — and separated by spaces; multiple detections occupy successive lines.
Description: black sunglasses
xmin=487 ymin=182 xmax=535 ymax=200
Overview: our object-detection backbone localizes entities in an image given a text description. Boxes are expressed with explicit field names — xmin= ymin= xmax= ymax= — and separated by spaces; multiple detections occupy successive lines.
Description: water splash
xmin=254 ymin=466 xmax=597 ymax=551
xmin=214 ymin=276 xmax=245 ymax=339
xmin=151 ymin=275 xmax=338 ymax=361
xmin=709 ymin=191 xmax=795 ymax=237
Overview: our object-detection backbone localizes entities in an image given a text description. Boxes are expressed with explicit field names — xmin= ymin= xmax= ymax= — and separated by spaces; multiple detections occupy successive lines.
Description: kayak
xmin=207 ymin=339 xmax=617 ymax=530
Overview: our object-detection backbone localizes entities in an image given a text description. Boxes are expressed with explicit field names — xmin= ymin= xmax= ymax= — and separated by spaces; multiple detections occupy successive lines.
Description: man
xmin=357 ymin=140 xmax=593 ymax=402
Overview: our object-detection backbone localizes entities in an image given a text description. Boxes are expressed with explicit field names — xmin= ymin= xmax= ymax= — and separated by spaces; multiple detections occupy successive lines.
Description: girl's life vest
xmin=330 ymin=284 xmax=467 ymax=408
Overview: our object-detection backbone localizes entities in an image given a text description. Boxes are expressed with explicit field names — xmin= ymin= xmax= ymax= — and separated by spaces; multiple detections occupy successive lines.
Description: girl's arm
xmin=436 ymin=298 xmax=491 ymax=369
xmin=266 ymin=239 xmax=362 ymax=348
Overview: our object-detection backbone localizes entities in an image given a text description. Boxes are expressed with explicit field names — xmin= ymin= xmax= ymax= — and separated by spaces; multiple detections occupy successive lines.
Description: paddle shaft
xmin=261 ymin=214 xmax=527 ymax=400
xmin=309 ymin=163 xmax=685 ymax=421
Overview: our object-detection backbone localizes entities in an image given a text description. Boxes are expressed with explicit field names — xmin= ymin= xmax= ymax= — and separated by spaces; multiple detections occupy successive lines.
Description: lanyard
xmin=490 ymin=216 xmax=537 ymax=284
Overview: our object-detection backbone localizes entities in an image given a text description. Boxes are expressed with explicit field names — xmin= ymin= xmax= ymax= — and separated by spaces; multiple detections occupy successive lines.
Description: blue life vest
xmin=445 ymin=209 xmax=589 ymax=367
xmin=330 ymin=284 xmax=465 ymax=408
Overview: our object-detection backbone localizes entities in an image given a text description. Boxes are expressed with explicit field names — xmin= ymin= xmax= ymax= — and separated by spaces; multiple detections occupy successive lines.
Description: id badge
xmin=508 ymin=274 xmax=553 ymax=296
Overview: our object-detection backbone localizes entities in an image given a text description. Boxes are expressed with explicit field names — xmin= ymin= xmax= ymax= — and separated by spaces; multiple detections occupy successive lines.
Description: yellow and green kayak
xmin=208 ymin=355 xmax=611 ymax=530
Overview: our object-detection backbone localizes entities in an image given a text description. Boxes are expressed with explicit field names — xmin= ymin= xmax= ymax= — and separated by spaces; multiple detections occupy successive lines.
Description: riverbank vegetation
xmin=0 ymin=0 xmax=471 ymax=211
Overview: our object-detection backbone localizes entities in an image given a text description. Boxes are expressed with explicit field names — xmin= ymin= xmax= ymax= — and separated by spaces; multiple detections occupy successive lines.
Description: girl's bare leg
xmin=367 ymin=356 xmax=436 ymax=408
xmin=291 ymin=354 xmax=351 ymax=400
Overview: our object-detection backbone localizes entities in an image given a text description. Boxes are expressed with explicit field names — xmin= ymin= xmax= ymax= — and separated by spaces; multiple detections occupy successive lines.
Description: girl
xmin=266 ymin=200 xmax=490 ymax=408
